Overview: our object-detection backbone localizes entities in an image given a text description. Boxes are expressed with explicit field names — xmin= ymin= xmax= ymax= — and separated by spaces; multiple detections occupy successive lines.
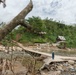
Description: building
xmin=56 ymin=36 xmax=66 ymax=49
xmin=56 ymin=36 xmax=66 ymax=42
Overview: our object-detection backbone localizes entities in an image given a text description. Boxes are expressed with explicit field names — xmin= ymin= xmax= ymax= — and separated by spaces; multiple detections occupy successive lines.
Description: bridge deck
xmin=15 ymin=41 xmax=76 ymax=63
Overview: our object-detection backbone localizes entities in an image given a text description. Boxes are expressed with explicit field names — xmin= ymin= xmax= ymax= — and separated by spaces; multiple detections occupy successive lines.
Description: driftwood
xmin=0 ymin=0 xmax=33 ymax=41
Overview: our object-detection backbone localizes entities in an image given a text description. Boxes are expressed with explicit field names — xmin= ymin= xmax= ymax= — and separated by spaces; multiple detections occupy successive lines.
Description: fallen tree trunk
xmin=0 ymin=0 xmax=33 ymax=41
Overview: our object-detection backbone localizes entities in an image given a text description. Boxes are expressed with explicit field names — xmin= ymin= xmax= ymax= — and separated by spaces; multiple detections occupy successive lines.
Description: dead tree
xmin=0 ymin=0 xmax=33 ymax=41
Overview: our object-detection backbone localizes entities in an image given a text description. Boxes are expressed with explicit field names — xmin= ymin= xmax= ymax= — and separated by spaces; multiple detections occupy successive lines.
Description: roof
xmin=57 ymin=36 xmax=66 ymax=41
xmin=39 ymin=31 xmax=46 ymax=34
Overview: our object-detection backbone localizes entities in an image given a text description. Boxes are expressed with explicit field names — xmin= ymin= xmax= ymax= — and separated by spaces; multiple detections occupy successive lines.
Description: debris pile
xmin=40 ymin=60 xmax=76 ymax=75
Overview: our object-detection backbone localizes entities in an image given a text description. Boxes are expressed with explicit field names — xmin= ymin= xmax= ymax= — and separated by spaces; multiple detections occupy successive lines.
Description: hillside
xmin=1 ymin=16 xmax=76 ymax=48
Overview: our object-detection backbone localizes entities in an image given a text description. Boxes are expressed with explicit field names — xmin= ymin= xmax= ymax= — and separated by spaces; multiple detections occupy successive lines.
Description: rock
xmin=56 ymin=71 xmax=61 ymax=75
xmin=69 ymin=65 xmax=75 ymax=71
xmin=63 ymin=63 xmax=68 ymax=66
xmin=62 ymin=66 xmax=68 ymax=71
xmin=57 ymin=65 xmax=63 ymax=71
xmin=41 ymin=71 xmax=46 ymax=75
xmin=68 ymin=60 xmax=75 ymax=65
xmin=48 ymin=71 xmax=61 ymax=75
xmin=41 ymin=71 xmax=61 ymax=75
xmin=74 ymin=64 xmax=76 ymax=67
xmin=40 ymin=64 xmax=50 ymax=71
xmin=5 ymin=70 xmax=13 ymax=75
xmin=13 ymin=61 xmax=27 ymax=74
xmin=71 ymin=73 xmax=76 ymax=75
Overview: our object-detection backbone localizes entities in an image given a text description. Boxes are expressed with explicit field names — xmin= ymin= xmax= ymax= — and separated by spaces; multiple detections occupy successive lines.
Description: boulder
xmin=68 ymin=60 xmax=75 ymax=65
xmin=13 ymin=61 xmax=27 ymax=74
xmin=57 ymin=65 xmax=63 ymax=71
xmin=3 ymin=70 xmax=14 ymax=75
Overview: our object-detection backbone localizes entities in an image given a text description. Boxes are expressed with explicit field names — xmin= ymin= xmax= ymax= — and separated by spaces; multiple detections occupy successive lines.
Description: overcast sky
xmin=0 ymin=0 xmax=76 ymax=25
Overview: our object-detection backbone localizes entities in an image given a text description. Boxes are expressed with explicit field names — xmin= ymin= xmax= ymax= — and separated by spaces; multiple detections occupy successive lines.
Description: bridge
xmin=14 ymin=41 xmax=76 ymax=64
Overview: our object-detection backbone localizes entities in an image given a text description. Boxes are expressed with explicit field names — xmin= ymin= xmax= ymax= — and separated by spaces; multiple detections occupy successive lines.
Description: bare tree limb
xmin=20 ymin=20 xmax=41 ymax=34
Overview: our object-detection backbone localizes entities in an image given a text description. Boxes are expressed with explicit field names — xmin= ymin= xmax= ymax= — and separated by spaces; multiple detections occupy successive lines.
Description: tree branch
xmin=0 ymin=0 xmax=33 ymax=41
xmin=20 ymin=20 xmax=41 ymax=34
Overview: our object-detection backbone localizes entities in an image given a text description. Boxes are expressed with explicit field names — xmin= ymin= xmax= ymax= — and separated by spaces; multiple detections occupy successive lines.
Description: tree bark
xmin=0 ymin=0 xmax=33 ymax=41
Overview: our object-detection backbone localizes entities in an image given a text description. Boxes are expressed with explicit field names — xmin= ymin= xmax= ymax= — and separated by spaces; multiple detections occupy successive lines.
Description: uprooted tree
xmin=0 ymin=0 xmax=34 ymax=41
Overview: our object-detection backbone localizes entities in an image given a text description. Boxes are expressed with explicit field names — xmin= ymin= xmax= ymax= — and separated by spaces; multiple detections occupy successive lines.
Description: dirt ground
xmin=0 ymin=43 xmax=76 ymax=75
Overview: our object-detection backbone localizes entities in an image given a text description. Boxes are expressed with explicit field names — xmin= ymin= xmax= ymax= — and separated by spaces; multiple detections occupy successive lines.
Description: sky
xmin=0 ymin=0 xmax=76 ymax=25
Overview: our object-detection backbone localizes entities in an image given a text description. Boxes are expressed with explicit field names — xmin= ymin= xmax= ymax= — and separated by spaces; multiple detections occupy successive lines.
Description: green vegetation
xmin=1 ymin=16 xmax=76 ymax=48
